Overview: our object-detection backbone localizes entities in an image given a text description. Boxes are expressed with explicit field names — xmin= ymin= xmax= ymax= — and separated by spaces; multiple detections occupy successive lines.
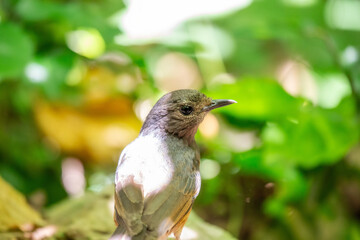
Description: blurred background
xmin=1 ymin=0 xmax=360 ymax=239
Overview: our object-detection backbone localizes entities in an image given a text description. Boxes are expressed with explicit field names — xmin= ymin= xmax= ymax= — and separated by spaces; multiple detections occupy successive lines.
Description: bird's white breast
xmin=116 ymin=134 xmax=195 ymax=198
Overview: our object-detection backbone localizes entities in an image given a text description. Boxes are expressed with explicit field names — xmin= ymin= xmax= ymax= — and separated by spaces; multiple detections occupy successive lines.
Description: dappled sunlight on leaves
xmin=1 ymin=0 xmax=360 ymax=239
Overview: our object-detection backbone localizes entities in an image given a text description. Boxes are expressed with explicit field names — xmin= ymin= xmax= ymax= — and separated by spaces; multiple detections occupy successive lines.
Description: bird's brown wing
xmin=114 ymin=147 xmax=201 ymax=239
xmin=141 ymin=170 xmax=201 ymax=238
xmin=169 ymin=171 xmax=200 ymax=239
xmin=114 ymin=151 xmax=145 ymax=237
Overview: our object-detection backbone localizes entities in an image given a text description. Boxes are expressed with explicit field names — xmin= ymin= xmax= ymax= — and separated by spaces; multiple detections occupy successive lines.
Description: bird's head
xmin=140 ymin=89 xmax=236 ymax=144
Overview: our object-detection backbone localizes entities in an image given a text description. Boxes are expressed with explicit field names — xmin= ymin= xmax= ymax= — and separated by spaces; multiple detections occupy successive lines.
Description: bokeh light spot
xmin=25 ymin=62 xmax=48 ymax=83
xmin=200 ymin=159 xmax=220 ymax=180
xmin=326 ymin=0 xmax=360 ymax=31
xmin=66 ymin=63 xmax=86 ymax=86
xmin=282 ymin=0 xmax=317 ymax=7
xmin=88 ymin=172 xmax=113 ymax=192
xmin=134 ymin=99 xmax=153 ymax=122
xmin=263 ymin=124 xmax=285 ymax=145
xmin=199 ymin=113 xmax=219 ymax=139
xmin=154 ymin=52 xmax=203 ymax=91
xmin=61 ymin=157 xmax=85 ymax=197
xmin=223 ymin=128 xmax=258 ymax=152
xmin=66 ymin=28 xmax=105 ymax=59
xmin=277 ymin=60 xmax=317 ymax=103
xmin=118 ymin=0 xmax=252 ymax=40
xmin=314 ymin=73 xmax=351 ymax=108
xmin=103 ymin=125 xmax=134 ymax=148
xmin=116 ymin=73 xmax=137 ymax=94
xmin=341 ymin=46 xmax=358 ymax=66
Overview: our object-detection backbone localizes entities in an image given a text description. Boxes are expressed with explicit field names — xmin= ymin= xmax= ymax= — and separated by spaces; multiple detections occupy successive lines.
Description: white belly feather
xmin=116 ymin=134 xmax=195 ymax=198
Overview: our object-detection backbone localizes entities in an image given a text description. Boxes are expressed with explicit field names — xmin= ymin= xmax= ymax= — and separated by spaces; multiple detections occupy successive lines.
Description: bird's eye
xmin=180 ymin=105 xmax=193 ymax=115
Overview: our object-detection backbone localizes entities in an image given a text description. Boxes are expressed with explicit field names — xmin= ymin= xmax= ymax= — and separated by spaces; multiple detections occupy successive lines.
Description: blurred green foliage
xmin=1 ymin=0 xmax=360 ymax=239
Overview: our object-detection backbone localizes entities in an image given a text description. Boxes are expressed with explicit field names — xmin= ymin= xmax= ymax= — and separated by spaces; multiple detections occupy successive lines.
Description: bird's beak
xmin=202 ymin=99 xmax=237 ymax=112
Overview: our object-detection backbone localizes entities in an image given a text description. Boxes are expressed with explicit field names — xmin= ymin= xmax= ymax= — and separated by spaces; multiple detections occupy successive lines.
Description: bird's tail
xmin=109 ymin=220 xmax=151 ymax=240
xmin=109 ymin=223 xmax=129 ymax=240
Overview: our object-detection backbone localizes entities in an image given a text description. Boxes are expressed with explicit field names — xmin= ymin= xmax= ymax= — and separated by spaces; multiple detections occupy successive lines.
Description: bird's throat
xmin=176 ymin=125 xmax=199 ymax=146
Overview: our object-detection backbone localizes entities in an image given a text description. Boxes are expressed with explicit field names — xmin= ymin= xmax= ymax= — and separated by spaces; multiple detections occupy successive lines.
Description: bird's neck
xmin=140 ymin=110 xmax=200 ymax=146
xmin=180 ymin=126 xmax=198 ymax=146
xmin=140 ymin=124 xmax=198 ymax=147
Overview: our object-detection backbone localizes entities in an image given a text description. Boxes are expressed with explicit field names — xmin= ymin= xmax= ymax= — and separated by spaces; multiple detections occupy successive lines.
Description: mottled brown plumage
xmin=111 ymin=89 xmax=235 ymax=240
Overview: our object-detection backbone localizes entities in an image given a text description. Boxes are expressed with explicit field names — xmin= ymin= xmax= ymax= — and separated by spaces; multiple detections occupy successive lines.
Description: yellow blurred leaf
xmin=0 ymin=176 xmax=44 ymax=231
xmin=34 ymin=98 xmax=141 ymax=164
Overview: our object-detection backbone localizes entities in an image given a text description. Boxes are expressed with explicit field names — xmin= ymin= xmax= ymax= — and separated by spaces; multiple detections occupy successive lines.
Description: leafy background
xmin=1 ymin=0 xmax=360 ymax=239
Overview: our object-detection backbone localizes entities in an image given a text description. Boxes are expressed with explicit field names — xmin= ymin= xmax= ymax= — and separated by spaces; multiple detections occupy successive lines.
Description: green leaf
xmin=0 ymin=22 xmax=33 ymax=78
xmin=15 ymin=0 xmax=120 ymax=44
xmin=234 ymin=150 xmax=308 ymax=218
xmin=16 ymin=0 xmax=64 ymax=21
xmin=208 ymin=79 xmax=301 ymax=121
xmin=262 ymin=98 xmax=359 ymax=168
xmin=31 ymin=51 xmax=77 ymax=100
xmin=233 ymin=149 xmax=272 ymax=178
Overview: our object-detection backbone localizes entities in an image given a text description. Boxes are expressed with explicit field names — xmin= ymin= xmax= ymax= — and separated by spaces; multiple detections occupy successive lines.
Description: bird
xmin=110 ymin=89 xmax=236 ymax=240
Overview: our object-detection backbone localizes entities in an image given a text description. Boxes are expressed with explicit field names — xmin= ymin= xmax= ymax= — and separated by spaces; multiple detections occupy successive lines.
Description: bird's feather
xmin=111 ymin=89 xmax=235 ymax=240
xmin=113 ymin=134 xmax=200 ymax=239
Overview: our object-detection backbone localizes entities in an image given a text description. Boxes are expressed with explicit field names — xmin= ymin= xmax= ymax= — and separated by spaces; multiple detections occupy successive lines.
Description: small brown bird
xmin=111 ymin=89 xmax=235 ymax=240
